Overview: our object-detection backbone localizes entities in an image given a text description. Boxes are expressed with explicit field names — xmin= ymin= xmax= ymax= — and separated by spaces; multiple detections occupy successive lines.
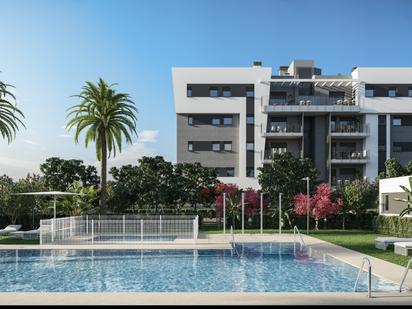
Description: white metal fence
xmin=40 ymin=215 xmax=199 ymax=245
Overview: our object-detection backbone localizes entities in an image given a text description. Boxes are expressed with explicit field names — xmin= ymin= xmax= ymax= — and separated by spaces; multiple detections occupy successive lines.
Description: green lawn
xmin=200 ymin=224 xmax=411 ymax=267
xmin=0 ymin=236 xmax=39 ymax=245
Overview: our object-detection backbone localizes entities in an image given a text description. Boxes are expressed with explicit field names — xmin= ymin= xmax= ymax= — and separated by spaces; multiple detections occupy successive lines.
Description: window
xmin=384 ymin=194 xmax=389 ymax=211
xmin=224 ymin=142 xmax=232 ymax=151
xmin=209 ymin=87 xmax=218 ymax=97
xmin=246 ymin=142 xmax=254 ymax=151
xmin=222 ymin=87 xmax=231 ymax=97
xmin=187 ymin=86 xmax=192 ymax=97
xmin=388 ymin=87 xmax=397 ymax=97
xmin=212 ymin=143 xmax=220 ymax=152
xmin=223 ymin=117 xmax=233 ymax=125
xmin=409 ymin=88 xmax=412 ymax=97
xmin=246 ymin=116 xmax=254 ymax=124
xmin=393 ymin=117 xmax=402 ymax=126
xmin=365 ymin=88 xmax=374 ymax=97
xmin=246 ymin=167 xmax=255 ymax=177
xmin=226 ymin=168 xmax=235 ymax=177
xmin=188 ymin=142 xmax=193 ymax=152
xmin=212 ymin=118 xmax=221 ymax=125
xmin=245 ymin=87 xmax=254 ymax=97
xmin=393 ymin=142 xmax=412 ymax=152
xmin=188 ymin=116 xmax=194 ymax=125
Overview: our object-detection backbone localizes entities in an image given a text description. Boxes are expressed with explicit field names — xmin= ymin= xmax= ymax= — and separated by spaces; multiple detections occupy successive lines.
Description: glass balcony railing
xmin=267 ymin=124 xmax=302 ymax=133
xmin=331 ymin=123 xmax=368 ymax=133
xmin=331 ymin=151 xmax=368 ymax=160
xmin=268 ymin=95 xmax=357 ymax=106
xmin=263 ymin=148 xmax=287 ymax=160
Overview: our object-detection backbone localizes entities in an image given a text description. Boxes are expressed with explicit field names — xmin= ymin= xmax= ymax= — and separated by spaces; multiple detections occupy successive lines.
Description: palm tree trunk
xmin=100 ymin=133 xmax=108 ymax=214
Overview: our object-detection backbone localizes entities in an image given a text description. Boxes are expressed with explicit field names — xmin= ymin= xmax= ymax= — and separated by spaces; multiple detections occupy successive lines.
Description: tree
xmin=385 ymin=158 xmax=406 ymax=178
xmin=174 ymin=162 xmax=218 ymax=211
xmin=58 ymin=181 xmax=98 ymax=216
xmin=0 ymin=79 xmax=25 ymax=143
xmin=0 ymin=174 xmax=47 ymax=225
xmin=66 ymin=78 xmax=138 ymax=214
xmin=338 ymin=179 xmax=378 ymax=229
xmin=110 ymin=156 xmax=176 ymax=213
xmin=258 ymin=152 xmax=318 ymax=227
xmin=394 ymin=176 xmax=412 ymax=217
xmin=40 ymin=157 xmax=100 ymax=191
xmin=293 ymin=183 xmax=342 ymax=230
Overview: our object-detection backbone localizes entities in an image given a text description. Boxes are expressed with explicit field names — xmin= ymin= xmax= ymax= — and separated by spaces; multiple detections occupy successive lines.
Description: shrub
xmin=373 ymin=215 xmax=412 ymax=237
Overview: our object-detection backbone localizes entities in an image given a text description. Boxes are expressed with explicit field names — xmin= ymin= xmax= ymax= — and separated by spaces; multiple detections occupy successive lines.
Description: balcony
xmin=261 ymin=148 xmax=288 ymax=164
xmin=330 ymin=124 xmax=369 ymax=139
xmin=263 ymin=95 xmax=360 ymax=113
xmin=330 ymin=150 xmax=368 ymax=164
xmin=261 ymin=124 xmax=303 ymax=139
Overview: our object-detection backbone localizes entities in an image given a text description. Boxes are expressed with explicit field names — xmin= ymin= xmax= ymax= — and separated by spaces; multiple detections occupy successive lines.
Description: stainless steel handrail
xmin=293 ymin=226 xmax=305 ymax=248
xmin=399 ymin=258 xmax=412 ymax=292
xmin=230 ymin=226 xmax=240 ymax=257
xmin=354 ymin=257 xmax=372 ymax=298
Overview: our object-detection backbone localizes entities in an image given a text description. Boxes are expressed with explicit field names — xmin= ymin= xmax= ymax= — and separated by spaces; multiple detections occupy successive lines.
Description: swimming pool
xmin=0 ymin=243 xmax=398 ymax=292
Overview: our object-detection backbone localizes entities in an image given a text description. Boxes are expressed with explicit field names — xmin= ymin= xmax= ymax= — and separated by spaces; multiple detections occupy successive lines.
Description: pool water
xmin=0 ymin=243 xmax=398 ymax=292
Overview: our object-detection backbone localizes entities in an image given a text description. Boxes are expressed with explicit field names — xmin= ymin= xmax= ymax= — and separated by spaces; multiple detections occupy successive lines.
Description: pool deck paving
xmin=0 ymin=233 xmax=412 ymax=305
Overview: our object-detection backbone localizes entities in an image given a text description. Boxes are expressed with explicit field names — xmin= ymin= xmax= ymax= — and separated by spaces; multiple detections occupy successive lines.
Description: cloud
xmin=22 ymin=139 xmax=39 ymax=145
xmin=137 ymin=130 xmax=159 ymax=143
xmin=59 ymin=134 xmax=72 ymax=138
xmin=88 ymin=142 xmax=155 ymax=176
xmin=0 ymin=156 xmax=39 ymax=180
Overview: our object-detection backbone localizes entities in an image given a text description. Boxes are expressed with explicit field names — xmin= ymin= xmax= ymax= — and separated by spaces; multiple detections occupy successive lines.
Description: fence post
xmin=39 ymin=220 xmax=43 ymax=245
xmin=123 ymin=215 xmax=125 ymax=235
xmin=91 ymin=219 xmax=94 ymax=245
xmin=193 ymin=216 xmax=198 ymax=241
xmin=140 ymin=219 xmax=144 ymax=242
xmin=86 ymin=215 xmax=88 ymax=235
xmin=51 ymin=219 xmax=54 ymax=243
xmin=223 ymin=192 xmax=226 ymax=234
xmin=69 ymin=217 xmax=72 ymax=238
xmin=242 ymin=192 xmax=245 ymax=234
xmin=160 ymin=215 xmax=162 ymax=237
xmin=260 ymin=193 xmax=263 ymax=234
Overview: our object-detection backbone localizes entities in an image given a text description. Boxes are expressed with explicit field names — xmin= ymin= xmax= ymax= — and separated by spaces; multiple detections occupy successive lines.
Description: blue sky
xmin=1 ymin=0 xmax=412 ymax=179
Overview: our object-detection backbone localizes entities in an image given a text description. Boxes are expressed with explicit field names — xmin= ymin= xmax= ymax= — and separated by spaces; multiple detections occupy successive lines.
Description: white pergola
xmin=12 ymin=191 xmax=81 ymax=219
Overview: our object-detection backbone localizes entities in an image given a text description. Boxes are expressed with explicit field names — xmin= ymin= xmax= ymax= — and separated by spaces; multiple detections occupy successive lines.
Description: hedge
xmin=373 ymin=215 xmax=412 ymax=237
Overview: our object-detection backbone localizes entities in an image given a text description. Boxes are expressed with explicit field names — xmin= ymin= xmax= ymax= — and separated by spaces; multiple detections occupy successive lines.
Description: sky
xmin=1 ymin=0 xmax=412 ymax=180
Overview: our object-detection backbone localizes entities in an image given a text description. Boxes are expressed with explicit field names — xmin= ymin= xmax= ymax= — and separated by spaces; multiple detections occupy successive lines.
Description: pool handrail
xmin=354 ymin=256 xmax=372 ymax=298
xmin=230 ymin=226 xmax=241 ymax=257
xmin=293 ymin=226 xmax=305 ymax=248
xmin=399 ymin=257 xmax=412 ymax=292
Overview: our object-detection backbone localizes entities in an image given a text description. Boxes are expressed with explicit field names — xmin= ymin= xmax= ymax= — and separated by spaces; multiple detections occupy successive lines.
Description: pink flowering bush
xmin=293 ymin=183 xmax=343 ymax=229
xmin=215 ymin=184 xmax=268 ymax=228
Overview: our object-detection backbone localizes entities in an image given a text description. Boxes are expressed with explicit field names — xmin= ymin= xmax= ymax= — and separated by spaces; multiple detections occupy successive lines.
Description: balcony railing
xmin=331 ymin=124 xmax=368 ymax=134
xmin=268 ymin=95 xmax=357 ymax=106
xmin=331 ymin=150 xmax=368 ymax=160
xmin=263 ymin=148 xmax=288 ymax=161
xmin=267 ymin=124 xmax=301 ymax=133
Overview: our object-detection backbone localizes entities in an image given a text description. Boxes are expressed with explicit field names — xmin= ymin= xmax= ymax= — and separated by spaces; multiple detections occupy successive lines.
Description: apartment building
xmin=172 ymin=60 xmax=412 ymax=189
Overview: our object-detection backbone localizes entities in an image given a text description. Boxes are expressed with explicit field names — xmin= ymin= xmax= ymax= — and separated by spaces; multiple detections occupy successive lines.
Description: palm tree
xmin=66 ymin=78 xmax=137 ymax=214
xmin=394 ymin=176 xmax=412 ymax=217
xmin=0 ymin=79 xmax=25 ymax=143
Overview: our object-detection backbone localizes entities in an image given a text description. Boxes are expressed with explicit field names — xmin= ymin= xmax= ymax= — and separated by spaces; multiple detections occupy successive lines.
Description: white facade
xmin=379 ymin=175 xmax=412 ymax=217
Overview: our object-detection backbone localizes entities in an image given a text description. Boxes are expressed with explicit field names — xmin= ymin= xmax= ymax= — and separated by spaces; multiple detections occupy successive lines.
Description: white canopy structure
xmin=12 ymin=191 xmax=81 ymax=219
